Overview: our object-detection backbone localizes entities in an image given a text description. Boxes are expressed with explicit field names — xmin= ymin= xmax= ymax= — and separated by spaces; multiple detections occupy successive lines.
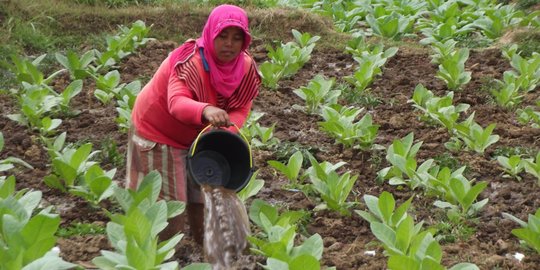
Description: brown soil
xmin=1 ymin=15 xmax=540 ymax=270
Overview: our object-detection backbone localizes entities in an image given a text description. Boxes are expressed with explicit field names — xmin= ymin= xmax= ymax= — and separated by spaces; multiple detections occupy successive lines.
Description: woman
xmin=126 ymin=4 xmax=261 ymax=245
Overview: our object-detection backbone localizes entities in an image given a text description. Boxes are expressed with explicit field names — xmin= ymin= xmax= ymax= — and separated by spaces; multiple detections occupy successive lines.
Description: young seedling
xmin=69 ymin=164 xmax=117 ymax=207
xmin=517 ymin=106 xmax=540 ymax=128
xmin=55 ymin=50 xmax=96 ymax=80
xmin=409 ymin=84 xmax=469 ymax=130
xmin=451 ymin=112 xmax=500 ymax=154
xmin=267 ymin=150 xmax=304 ymax=189
xmin=247 ymin=199 xmax=331 ymax=269
xmin=237 ymin=169 xmax=265 ymax=202
xmin=293 ymin=74 xmax=340 ymax=114
xmin=503 ymin=208 xmax=540 ymax=253
xmin=356 ymin=191 xmax=414 ymax=229
xmin=93 ymin=171 xmax=184 ymax=270
xmin=318 ymin=104 xmax=379 ymax=150
xmin=436 ymin=48 xmax=472 ymax=91
xmin=496 ymin=155 xmax=526 ymax=180
xmin=307 ymin=159 xmax=359 ymax=216
xmin=523 ymin=151 xmax=540 ymax=185
xmin=433 ymin=176 xmax=489 ymax=219
xmin=0 ymin=177 xmax=76 ymax=269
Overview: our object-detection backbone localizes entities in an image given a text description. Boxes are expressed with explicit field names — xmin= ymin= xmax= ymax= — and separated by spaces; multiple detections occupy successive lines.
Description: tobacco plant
xmin=55 ymin=50 xmax=96 ymax=80
xmin=420 ymin=165 xmax=468 ymax=199
xmin=115 ymin=80 xmax=142 ymax=132
xmin=490 ymin=72 xmax=524 ymax=109
xmin=436 ymin=48 xmax=471 ymax=91
xmin=433 ymin=176 xmax=488 ymax=219
xmin=92 ymin=70 xmax=123 ymax=104
xmin=452 ymin=113 xmax=500 ymax=154
xmin=508 ymin=52 xmax=540 ymax=93
xmin=305 ymin=156 xmax=358 ymax=216
xmin=471 ymin=5 xmax=524 ymax=39
xmin=249 ymin=122 xmax=280 ymax=149
xmin=303 ymin=157 xmax=347 ymax=182
xmin=237 ymin=169 xmax=265 ymax=202
xmin=93 ymin=171 xmax=185 ymax=270
xmin=0 ymin=176 xmax=76 ymax=270
xmin=309 ymin=0 xmax=365 ymax=33
xmin=1 ymin=54 xmax=63 ymax=88
xmin=517 ymin=106 xmax=540 ymax=128
xmin=356 ymin=191 xmax=415 ymax=230
xmin=7 ymin=77 xmax=82 ymax=134
xmin=419 ymin=17 xmax=476 ymax=45
xmin=291 ymin=29 xmax=321 ymax=48
xmin=247 ymin=199 xmax=332 ymax=270
xmin=503 ymin=208 xmax=540 ymax=253
xmin=267 ymin=150 xmax=304 ymax=190
xmin=318 ymin=104 xmax=379 ymax=150
xmin=293 ymin=74 xmax=340 ymax=114
xmin=496 ymin=155 xmax=527 ymax=180
xmin=345 ymin=46 xmax=398 ymax=92
xmin=366 ymin=9 xmax=415 ymax=40
xmin=69 ymin=164 xmax=117 ymax=206
xmin=409 ymin=84 xmax=469 ymax=130
xmin=43 ymin=139 xmax=100 ymax=193
xmin=258 ymin=62 xmax=283 ymax=90
xmin=7 ymin=84 xmax=63 ymax=134
xmin=260 ymin=30 xmax=319 ymax=89
xmin=93 ymin=20 xmax=154 ymax=71
xmin=429 ymin=39 xmax=458 ymax=65
xmin=248 ymin=199 xmax=308 ymax=235
xmin=357 ymin=191 xmax=479 ymax=270
xmin=377 ymin=132 xmax=434 ymax=189
xmin=241 ymin=111 xmax=280 ymax=149
xmin=523 ymin=151 xmax=540 ymax=184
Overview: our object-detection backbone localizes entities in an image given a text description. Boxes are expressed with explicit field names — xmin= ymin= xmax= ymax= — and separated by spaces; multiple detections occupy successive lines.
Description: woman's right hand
xmin=202 ymin=105 xmax=232 ymax=127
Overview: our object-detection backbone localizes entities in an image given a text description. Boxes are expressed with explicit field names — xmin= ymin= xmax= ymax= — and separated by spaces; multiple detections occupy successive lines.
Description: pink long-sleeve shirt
xmin=132 ymin=51 xmax=255 ymax=149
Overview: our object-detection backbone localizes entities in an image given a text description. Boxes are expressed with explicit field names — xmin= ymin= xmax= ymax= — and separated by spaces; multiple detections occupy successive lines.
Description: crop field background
xmin=1 ymin=0 xmax=540 ymax=269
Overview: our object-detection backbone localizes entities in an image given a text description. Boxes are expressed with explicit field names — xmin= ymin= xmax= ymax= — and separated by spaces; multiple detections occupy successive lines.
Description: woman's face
xmin=214 ymin=26 xmax=244 ymax=63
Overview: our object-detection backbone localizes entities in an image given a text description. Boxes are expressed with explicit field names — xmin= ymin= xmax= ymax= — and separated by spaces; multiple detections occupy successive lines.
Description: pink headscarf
xmin=195 ymin=4 xmax=252 ymax=98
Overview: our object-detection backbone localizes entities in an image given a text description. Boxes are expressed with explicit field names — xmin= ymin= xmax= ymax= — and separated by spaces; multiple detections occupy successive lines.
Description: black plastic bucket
xmin=187 ymin=126 xmax=253 ymax=192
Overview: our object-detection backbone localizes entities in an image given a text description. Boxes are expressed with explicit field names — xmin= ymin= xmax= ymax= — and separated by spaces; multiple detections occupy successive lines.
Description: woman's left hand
xmin=202 ymin=105 xmax=232 ymax=127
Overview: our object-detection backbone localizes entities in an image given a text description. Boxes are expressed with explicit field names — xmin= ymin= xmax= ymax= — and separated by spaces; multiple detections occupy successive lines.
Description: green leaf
xmin=395 ymin=216 xmax=414 ymax=253
xmin=52 ymin=159 xmax=77 ymax=186
xmin=363 ymin=194 xmax=382 ymax=221
xmin=291 ymin=234 xmax=323 ymax=259
xmin=124 ymin=208 xmax=152 ymax=245
xmin=238 ymin=170 xmax=264 ymax=202
xmin=125 ymin=237 xmax=152 ymax=269
xmin=70 ymin=143 xmax=93 ymax=171
xmin=512 ymin=228 xmax=540 ymax=252
xmin=420 ymin=257 xmax=446 ymax=270
xmin=370 ymin=222 xmax=397 ymax=252
xmin=166 ymin=201 xmax=185 ymax=219
xmin=21 ymin=250 xmax=76 ymax=270
xmin=0 ymin=176 xmax=16 ymax=198
xmin=387 ymin=255 xmax=419 ymax=270
xmin=379 ymin=191 xmax=396 ymax=225
xmin=289 ymin=254 xmax=320 ymax=270
xmin=266 ymin=258 xmax=289 ymax=270
xmin=448 ymin=263 xmax=480 ymax=270
xmin=392 ymin=196 xmax=413 ymax=227
xmin=462 ymin=182 xmax=487 ymax=212
xmin=21 ymin=212 xmax=60 ymax=264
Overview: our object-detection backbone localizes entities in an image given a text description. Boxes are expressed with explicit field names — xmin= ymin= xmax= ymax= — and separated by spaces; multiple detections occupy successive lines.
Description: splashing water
xmin=201 ymin=184 xmax=251 ymax=270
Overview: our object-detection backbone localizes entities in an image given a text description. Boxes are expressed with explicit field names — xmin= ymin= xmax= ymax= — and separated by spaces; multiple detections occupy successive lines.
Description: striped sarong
xmin=125 ymin=128 xmax=202 ymax=203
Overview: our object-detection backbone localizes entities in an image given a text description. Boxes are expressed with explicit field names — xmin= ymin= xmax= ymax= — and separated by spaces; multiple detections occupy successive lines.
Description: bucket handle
xmin=190 ymin=124 xmax=253 ymax=168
